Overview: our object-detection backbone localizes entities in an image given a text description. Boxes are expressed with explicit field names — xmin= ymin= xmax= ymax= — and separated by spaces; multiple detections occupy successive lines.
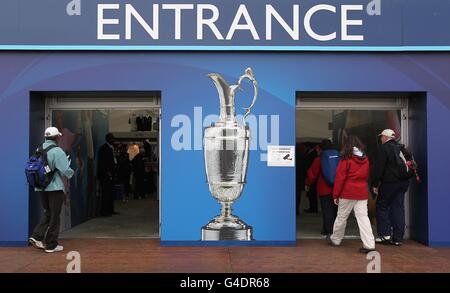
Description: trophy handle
xmin=237 ymin=67 xmax=258 ymax=122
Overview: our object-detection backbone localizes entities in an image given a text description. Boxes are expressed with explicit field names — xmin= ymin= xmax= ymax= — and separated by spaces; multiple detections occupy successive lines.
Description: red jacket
xmin=305 ymin=157 xmax=333 ymax=196
xmin=333 ymin=155 xmax=370 ymax=200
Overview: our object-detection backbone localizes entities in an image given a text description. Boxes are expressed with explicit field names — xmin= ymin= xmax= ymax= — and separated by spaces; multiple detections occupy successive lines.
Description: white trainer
xmin=29 ymin=237 xmax=44 ymax=249
xmin=44 ymin=245 xmax=64 ymax=253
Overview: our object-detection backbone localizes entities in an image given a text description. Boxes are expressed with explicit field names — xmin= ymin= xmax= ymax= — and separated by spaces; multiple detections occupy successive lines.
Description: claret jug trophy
xmin=201 ymin=68 xmax=258 ymax=241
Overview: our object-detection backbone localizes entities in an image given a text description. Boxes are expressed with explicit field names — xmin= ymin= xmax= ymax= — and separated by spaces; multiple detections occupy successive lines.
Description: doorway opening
xmin=296 ymin=93 xmax=410 ymax=239
xmin=29 ymin=91 xmax=161 ymax=239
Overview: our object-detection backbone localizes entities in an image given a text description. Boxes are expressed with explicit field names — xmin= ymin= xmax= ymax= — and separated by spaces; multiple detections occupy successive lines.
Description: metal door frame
xmin=45 ymin=95 xmax=162 ymax=239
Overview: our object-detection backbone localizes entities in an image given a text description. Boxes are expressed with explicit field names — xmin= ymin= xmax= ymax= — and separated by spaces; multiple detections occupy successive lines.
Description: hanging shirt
xmin=146 ymin=115 xmax=153 ymax=131
xmin=129 ymin=115 xmax=138 ymax=131
xmin=142 ymin=116 xmax=149 ymax=131
xmin=136 ymin=116 xmax=144 ymax=131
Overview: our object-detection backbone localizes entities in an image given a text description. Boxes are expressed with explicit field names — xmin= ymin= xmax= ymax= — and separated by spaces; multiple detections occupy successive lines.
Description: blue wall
xmin=408 ymin=93 xmax=428 ymax=244
xmin=0 ymin=52 xmax=449 ymax=246
xmin=427 ymin=95 xmax=450 ymax=246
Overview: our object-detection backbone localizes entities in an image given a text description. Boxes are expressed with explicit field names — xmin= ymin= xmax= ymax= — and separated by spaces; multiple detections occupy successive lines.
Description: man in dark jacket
xmin=372 ymin=129 xmax=410 ymax=246
xmin=97 ymin=133 xmax=119 ymax=216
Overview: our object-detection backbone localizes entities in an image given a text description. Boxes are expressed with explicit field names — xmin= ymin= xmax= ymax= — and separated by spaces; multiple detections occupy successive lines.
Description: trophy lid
xmin=208 ymin=68 xmax=258 ymax=127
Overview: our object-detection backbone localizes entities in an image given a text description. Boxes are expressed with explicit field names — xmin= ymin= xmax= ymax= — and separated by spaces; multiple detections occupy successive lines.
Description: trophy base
xmin=201 ymin=219 xmax=253 ymax=241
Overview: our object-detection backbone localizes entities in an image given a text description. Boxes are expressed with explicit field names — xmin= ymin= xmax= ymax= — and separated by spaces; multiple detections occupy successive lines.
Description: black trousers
xmin=100 ymin=178 xmax=115 ymax=215
xmin=134 ymin=176 xmax=145 ymax=199
xmin=296 ymin=186 xmax=302 ymax=214
xmin=320 ymin=194 xmax=338 ymax=235
xmin=376 ymin=180 xmax=410 ymax=242
xmin=306 ymin=184 xmax=318 ymax=212
xmin=31 ymin=191 xmax=64 ymax=250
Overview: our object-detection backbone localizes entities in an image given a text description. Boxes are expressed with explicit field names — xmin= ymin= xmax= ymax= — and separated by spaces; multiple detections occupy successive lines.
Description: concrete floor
xmin=297 ymin=191 xmax=365 ymax=239
xmin=4 ymin=192 xmax=447 ymax=273
xmin=1 ymin=239 xmax=450 ymax=273
xmin=59 ymin=193 xmax=364 ymax=240
xmin=60 ymin=198 xmax=159 ymax=239
xmin=297 ymin=212 xmax=361 ymax=239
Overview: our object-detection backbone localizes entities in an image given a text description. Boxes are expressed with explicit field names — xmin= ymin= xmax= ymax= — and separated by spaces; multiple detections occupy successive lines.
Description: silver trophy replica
xmin=201 ymin=67 xmax=258 ymax=241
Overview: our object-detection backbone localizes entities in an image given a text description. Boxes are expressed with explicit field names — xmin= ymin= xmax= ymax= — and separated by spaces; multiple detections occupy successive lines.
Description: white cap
xmin=378 ymin=129 xmax=396 ymax=139
xmin=44 ymin=127 xmax=62 ymax=138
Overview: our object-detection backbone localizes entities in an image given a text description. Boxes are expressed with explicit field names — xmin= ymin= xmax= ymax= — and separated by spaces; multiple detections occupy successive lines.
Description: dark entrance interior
xmin=29 ymin=91 xmax=161 ymax=239
xmin=295 ymin=92 xmax=428 ymax=244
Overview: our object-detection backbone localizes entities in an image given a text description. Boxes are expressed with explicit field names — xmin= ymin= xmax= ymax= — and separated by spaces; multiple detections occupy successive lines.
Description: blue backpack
xmin=320 ymin=149 xmax=340 ymax=186
xmin=25 ymin=145 xmax=58 ymax=189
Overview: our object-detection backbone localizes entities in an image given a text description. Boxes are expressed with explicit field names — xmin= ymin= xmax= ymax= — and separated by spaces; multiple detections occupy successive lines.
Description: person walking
xmin=97 ymin=133 xmax=119 ymax=216
xmin=295 ymin=143 xmax=306 ymax=215
xmin=132 ymin=147 xmax=146 ymax=200
xmin=304 ymin=143 xmax=319 ymax=213
xmin=29 ymin=127 xmax=74 ymax=253
xmin=305 ymin=139 xmax=337 ymax=236
xmin=372 ymin=129 xmax=410 ymax=246
xmin=117 ymin=144 xmax=132 ymax=202
xmin=328 ymin=135 xmax=376 ymax=253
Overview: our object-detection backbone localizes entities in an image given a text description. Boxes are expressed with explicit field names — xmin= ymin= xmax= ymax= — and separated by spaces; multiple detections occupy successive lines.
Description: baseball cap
xmin=378 ymin=129 xmax=396 ymax=139
xmin=44 ymin=127 xmax=62 ymax=138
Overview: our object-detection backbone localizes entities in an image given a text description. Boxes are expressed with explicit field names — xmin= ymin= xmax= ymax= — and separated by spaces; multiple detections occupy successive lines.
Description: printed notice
xmin=267 ymin=145 xmax=295 ymax=167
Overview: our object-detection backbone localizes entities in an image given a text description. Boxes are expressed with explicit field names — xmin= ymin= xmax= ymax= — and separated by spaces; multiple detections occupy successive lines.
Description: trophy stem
xmin=201 ymin=199 xmax=254 ymax=241
xmin=220 ymin=202 xmax=233 ymax=218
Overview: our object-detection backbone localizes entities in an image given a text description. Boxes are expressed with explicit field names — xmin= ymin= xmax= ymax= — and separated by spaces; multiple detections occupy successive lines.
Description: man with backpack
xmin=27 ymin=127 xmax=74 ymax=253
xmin=372 ymin=129 xmax=413 ymax=246
xmin=305 ymin=139 xmax=340 ymax=236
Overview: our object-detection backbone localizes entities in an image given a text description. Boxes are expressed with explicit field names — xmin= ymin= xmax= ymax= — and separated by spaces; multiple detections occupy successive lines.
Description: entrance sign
xmin=0 ymin=0 xmax=450 ymax=50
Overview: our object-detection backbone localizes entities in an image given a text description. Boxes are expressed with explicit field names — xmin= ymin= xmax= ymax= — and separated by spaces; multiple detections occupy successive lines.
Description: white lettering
xmin=97 ymin=4 xmax=120 ymax=40
xmin=125 ymin=4 xmax=159 ymax=40
xmin=266 ymin=5 xmax=299 ymax=40
xmin=304 ymin=4 xmax=336 ymax=42
xmin=342 ymin=5 xmax=364 ymax=41
xmin=162 ymin=4 xmax=194 ymax=40
xmin=197 ymin=4 xmax=224 ymax=40
xmin=226 ymin=5 xmax=259 ymax=40
xmin=96 ymin=4 xmax=366 ymax=43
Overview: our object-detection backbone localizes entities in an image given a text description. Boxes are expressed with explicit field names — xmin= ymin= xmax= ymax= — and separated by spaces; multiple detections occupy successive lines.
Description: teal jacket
xmin=35 ymin=140 xmax=74 ymax=192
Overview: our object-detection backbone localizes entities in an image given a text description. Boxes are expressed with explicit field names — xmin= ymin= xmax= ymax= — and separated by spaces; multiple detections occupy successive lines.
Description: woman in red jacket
xmin=328 ymin=135 xmax=376 ymax=253
xmin=305 ymin=139 xmax=337 ymax=236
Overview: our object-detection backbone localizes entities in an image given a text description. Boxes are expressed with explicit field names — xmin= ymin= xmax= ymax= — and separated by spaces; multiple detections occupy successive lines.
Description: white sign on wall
xmin=267 ymin=145 xmax=295 ymax=167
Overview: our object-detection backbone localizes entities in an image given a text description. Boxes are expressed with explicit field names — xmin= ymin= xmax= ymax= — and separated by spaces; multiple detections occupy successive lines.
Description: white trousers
xmin=330 ymin=199 xmax=375 ymax=249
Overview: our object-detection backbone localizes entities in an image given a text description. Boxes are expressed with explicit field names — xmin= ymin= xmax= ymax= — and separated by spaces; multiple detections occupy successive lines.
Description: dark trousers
xmin=134 ymin=176 xmax=145 ymax=199
xmin=376 ymin=181 xmax=410 ymax=242
xmin=306 ymin=184 xmax=318 ymax=212
xmin=296 ymin=186 xmax=302 ymax=215
xmin=320 ymin=194 xmax=337 ymax=235
xmin=31 ymin=191 xmax=64 ymax=250
xmin=100 ymin=178 xmax=114 ymax=215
